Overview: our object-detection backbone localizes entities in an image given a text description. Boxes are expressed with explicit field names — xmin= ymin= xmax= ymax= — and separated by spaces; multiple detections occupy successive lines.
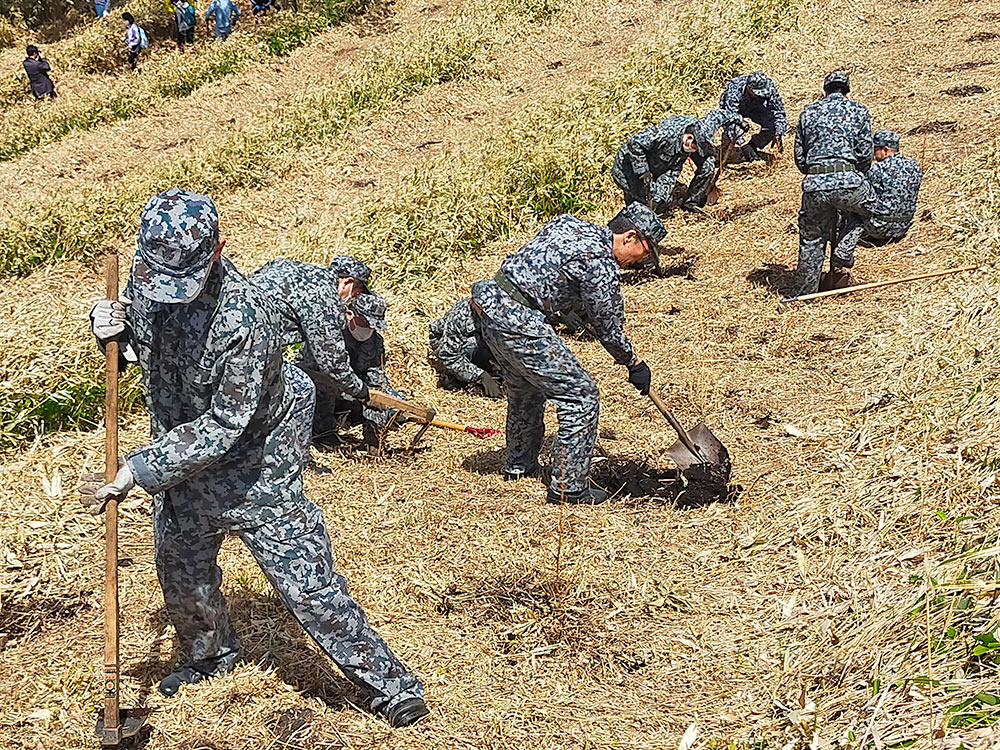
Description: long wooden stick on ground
xmin=780 ymin=265 xmax=980 ymax=304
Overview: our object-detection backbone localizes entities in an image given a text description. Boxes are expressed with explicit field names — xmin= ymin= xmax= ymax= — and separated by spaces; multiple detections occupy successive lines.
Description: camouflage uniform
xmin=249 ymin=258 xmax=367 ymax=399
xmin=793 ymin=78 xmax=877 ymax=295
xmin=428 ymin=295 xmax=494 ymax=384
xmin=836 ymin=130 xmax=923 ymax=266
xmin=471 ymin=215 xmax=638 ymax=494
xmin=719 ymin=72 xmax=788 ymax=148
xmin=120 ymin=188 xmax=423 ymax=712
xmin=612 ymin=110 xmax=742 ymax=209
xmin=304 ymin=292 xmax=403 ymax=445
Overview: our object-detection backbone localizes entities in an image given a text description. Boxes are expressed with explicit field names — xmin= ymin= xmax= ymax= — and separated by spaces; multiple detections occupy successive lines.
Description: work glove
xmin=627 ymin=361 xmax=651 ymax=395
xmin=554 ymin=310 xmax=585 ymax=332
xmin=479 ymin=372 xmax=502 ymax=399
xmin=90 ymin=297 xmax=131 ymax=342
xmin=79 ymin=460 xmax=135 ymax=515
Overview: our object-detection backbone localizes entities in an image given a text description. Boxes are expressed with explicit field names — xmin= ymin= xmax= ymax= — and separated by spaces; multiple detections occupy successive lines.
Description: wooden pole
xmin=780 ymin=265 xmax=979 ymax=304
xmin=102 ymin=253 xmax=121 ymax=746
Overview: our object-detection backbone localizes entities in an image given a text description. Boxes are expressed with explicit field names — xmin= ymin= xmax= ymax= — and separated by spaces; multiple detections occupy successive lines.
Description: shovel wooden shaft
xmin=103 ymin=253 xmax=121 ymax=745
xmin=647 ymin=390 xmax=706 ymax=463
xmin=780 ymin=265 xmax=979 ymax=304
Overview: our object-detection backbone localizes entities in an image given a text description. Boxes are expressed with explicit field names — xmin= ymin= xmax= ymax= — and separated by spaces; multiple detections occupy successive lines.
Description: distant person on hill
xmin=792 ymin=71 xmax=876 ymax=296
xmin=94 ymin=0 xmax=111 ymax=17
xmin=168 ymin=0 xmax=198 ymax=51
xmin=719 ymin=71 xmax=788 ymax=163
xmin=22 ymin=45 xmax=57 ymax=101
xmin=205 ymin=0 xmax=241 ymax=40
xmin=252 ymin=0 xmax=279 ymax=18
xmin=612 ymin=109 xmax=743 ymax=215
xmin=122 ymin=12 xmax=148 ymax=71
xmin=834 ymin=130 xmax=923 ymax=267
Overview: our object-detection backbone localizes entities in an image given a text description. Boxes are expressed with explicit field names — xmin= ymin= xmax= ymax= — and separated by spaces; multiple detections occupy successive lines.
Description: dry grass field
xmin=1 ymin=0 xmax=998 ymax=748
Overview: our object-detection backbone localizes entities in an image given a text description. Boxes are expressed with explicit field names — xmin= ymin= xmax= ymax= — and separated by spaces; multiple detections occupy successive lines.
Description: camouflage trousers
xmin=153 ymin=366 xmax=423 ymax=712
xmin=473 ymin=282 xmax=599 ymax=494
xmin=795 ymin=183 xmax=877 ymax=296
xmin=835 ymin=213 xmax=910 ymax=267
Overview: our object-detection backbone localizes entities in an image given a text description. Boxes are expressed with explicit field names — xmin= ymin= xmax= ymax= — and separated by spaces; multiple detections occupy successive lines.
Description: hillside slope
xmin=0 ymin=0 xmax=998 ymax=748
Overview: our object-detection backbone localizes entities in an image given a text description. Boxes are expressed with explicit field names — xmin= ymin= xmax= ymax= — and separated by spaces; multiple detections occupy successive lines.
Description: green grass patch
xmin=0 ymin=370 xmax=145 ymax=453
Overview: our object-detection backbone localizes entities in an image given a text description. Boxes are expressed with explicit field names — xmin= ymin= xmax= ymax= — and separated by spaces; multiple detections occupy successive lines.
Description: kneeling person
xmin=834 ymin=129 xmax=923 ymax=269
xmin=429 ymin=290 xmax=502 ymax=399
xmin=472 ymin=204 xmax=665 ymax=505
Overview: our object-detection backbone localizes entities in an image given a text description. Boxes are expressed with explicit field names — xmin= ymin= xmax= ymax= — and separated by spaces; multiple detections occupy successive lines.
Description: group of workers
xmin=77 ymin=68 xmax=923 ymax=728
xmin=20 ymin=0 xmax=263 ymax=91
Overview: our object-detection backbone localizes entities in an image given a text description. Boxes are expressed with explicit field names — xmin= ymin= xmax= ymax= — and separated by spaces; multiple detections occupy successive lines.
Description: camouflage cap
xmin=131 ymin=187 xmax=220 ymax=303
xmin=746 ymin=71 xmax=769 ymax=97
xmin=823 ymin=70 xmax=850 ymax=92
xmin=692 ymin=108 xmax=742 ymax=157
xmin=328 ymin=255 xmax=372 ymax=287
xmin=350 ymin=292 xmax=387 ymax=331
xmin=873 ymin=129 xmax=900 ymax=149
xmin=616 ymin=203 xmax=666 ymax=263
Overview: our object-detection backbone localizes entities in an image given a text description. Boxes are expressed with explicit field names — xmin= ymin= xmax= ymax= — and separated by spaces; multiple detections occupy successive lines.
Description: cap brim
xmin=131 ymin=251 xmax=212 ymax=304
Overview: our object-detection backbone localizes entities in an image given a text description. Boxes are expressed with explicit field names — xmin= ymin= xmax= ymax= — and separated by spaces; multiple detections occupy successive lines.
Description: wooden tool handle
xmin=648 ymin=390 xmax=705 ymax=461
xmin=780 ymin=265 xmax=979 ymax=304
xmin=103 ymin=253 xmax=121 ymax=741
xmin=430 ymin=418 xmax=470 ymax=433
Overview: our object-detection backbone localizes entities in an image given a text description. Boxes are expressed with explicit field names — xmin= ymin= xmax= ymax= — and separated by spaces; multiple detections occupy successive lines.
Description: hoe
xmin=95 ymin=253 xmax=149 ymax=746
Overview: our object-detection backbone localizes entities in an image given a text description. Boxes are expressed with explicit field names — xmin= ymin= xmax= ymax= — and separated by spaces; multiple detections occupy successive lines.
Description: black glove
xmin=627 ymin=361 xmax=651 ymax=395
xmin=358 ymin=383 xmax=371 ymax=402
xmin=479 ymin=372 xmax=502 ymax=399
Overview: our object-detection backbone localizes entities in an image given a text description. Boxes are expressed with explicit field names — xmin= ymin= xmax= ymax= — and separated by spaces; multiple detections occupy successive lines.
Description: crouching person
xmin=429 ymin=286 xmax=502 ymax=399
xmin=82 ymin=188 xmax=428 ymax=727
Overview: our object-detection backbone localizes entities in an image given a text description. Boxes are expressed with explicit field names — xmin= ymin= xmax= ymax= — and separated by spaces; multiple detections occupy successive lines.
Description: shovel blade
xmin=666 ymin=422 xmax=730 ymax=480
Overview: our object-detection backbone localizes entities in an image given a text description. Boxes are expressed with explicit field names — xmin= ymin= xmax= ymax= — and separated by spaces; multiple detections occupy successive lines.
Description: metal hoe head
xmin=96 ymin=708 xmax=151 ymax=747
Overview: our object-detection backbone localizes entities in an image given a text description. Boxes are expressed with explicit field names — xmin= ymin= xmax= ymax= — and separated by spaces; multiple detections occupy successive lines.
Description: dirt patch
xmin=942 ymin=84 xmax=989 ymax=97
xmin=268 ymin=707 xmax=339 ymax=750
xmin=0 ymin=593 xmax=92 ymax=649
xmin=966 ymin=31 xmax=1000 ymax=42
xmin=943 ymin=60 xmax=994 ymax=71
xmin=908 ymin=120 xmax=959 ymax=135
xmin=715 ymin=197 xmax=779 ymax=221
xmin=177 ymin=739 xmax=230 ymax=750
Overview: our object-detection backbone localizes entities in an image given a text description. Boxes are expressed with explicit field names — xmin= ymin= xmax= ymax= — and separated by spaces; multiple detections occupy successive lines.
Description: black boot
xmin=384 ymin=697 xmax=430 ymax=728
xmin=545 ymin=486 xmax=610 ymax=505
xmin=158 ymin=666 xmax=212 ymax=697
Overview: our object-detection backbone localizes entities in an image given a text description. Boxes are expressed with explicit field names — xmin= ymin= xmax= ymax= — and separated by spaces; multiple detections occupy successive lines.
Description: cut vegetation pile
xmin=0 ymin=0 xmax=998 ymax=747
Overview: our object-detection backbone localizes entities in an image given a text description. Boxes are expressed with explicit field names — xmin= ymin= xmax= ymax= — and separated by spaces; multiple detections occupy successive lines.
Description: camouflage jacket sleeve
xmin=429 ymin=299 xmax=483 ymax=383
xmin=854 ymin=105 xmax=874 ymax=173
xmin=766 ymin=80 xmax=788 ymax=135
xmin=126 ymin=316 xmax=269 ymax=494
xmin=720 ymin=79 xmax=744 ymax=139
xmin=793 ymin=110 xmax=808 ymax=174
xmin=567 ymin=253 xmax=635 ymax=366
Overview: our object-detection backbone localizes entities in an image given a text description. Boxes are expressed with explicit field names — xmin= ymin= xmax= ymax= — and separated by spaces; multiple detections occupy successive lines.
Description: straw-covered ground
xmin=1 ymin=0 xmax=998 ymax=747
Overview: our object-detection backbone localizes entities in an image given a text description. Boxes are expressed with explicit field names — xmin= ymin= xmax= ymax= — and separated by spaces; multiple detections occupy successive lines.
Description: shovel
xmin=96 ymin=252 xmax=149 ymax=746
xmin=647 ymin=390 xmax=731 ymax=487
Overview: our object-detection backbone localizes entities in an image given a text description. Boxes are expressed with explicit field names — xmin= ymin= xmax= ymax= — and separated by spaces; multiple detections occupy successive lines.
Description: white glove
xmin=90 ymin=297 xmax=131 ymax=342
xmin=79 ymin=461 xmax=135 ymax=515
